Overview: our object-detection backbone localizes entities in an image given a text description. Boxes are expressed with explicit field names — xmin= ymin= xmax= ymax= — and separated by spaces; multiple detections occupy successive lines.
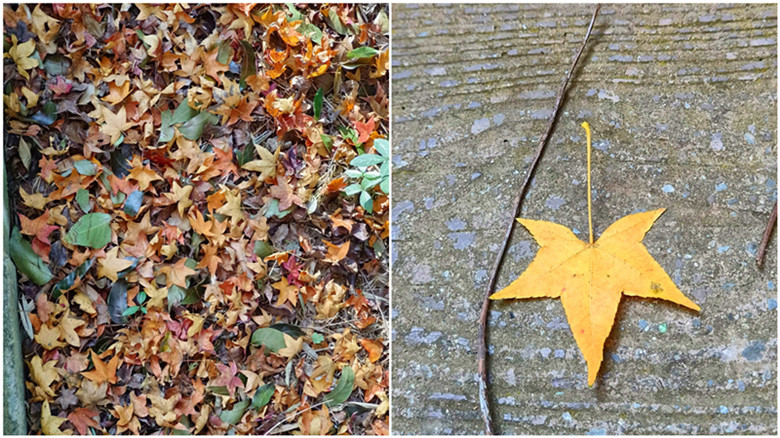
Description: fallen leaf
xmin=323 ymin=240 xmax=349 ymax=264
xmin=41 ymin=400 xmax=71 ymax=435
xmin=269 ymin=177 xmax=302 ymax=211
xmin=81 ymin=350 xmax=120 ymax=385
xmin=29 ymin=355 xmax=59 ymax=398
xmin=241 ymin=145 xmax=279 ymax=182
xmin=97 ymin=246 xmax=133 ymax=282
xmin=491 ymin=123 xmax=700 ymax=386
xmin=8 ymin=35 xmax=39 ymax=80
xmin=164 ymin=181 xmax=193 ymax=218
xmin=273 ymin=277 xmax=299 ymax=307
xmin=67 ymin=407 xmax=100 ymax=435
xmin=214 ymin=187 xmax=244 ymax=227
xmin=100 ymin=105 xmax=132 ymax=144
xmin=359 ymin=338 xmax=383 ymax=363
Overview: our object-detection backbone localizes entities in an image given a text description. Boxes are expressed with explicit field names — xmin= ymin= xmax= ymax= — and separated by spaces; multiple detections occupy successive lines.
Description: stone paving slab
xmin=391 ymin=3 xmax=777 ymax=435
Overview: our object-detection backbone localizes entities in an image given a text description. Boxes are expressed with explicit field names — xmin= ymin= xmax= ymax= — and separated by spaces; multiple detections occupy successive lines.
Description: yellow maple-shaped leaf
xmin=29 ymin=355 xmax=59 ymax=398
xmin=58 ymin=310 xmax=85 ymax=347
xmin=273 ymin=276 xmax=299 ymax=307
xmin=97 ymin=246 xmax=134 ymax=282
xmin=41 ymin=400 xmax=71 ymax=435
xmin=242 ymin=145 xmax=279 ymax=182
xmin=278 ymin=333 xmax=304 ymax=358
xmin=101 ymin=80 xmax=131 ymax=106
xmin=127 ymin=157 xmax=163 ymax=190
xmin=164 ymin=181 xmax=193 ymax=218
xmin=35 ymin=323 xmax=65 ymax=350
xmin=7 ymin=35 xmax=39 ymax=80
xmin=491 ymin=210 xmax=699 ymax=385
xmin=491 ymin=123 xmax=700 ymax=386
xmin=100 ymin=105 xmax=132 ymax=144
xmin=139 ymin=277 xmax=168 ymax=309
xmin=20 ymin=186 xmax=49 ymax=210
xmin=215 ymin=186 xmax=244 ymax=227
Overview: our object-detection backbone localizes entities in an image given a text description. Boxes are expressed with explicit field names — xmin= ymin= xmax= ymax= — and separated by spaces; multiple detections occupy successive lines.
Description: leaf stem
xmin=583 ymin=121 xmax=594 ymax=244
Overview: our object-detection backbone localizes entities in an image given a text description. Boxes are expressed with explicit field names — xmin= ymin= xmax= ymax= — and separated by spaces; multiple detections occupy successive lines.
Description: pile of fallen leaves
xmin=4 ymin=3 xmax=388 ymax=435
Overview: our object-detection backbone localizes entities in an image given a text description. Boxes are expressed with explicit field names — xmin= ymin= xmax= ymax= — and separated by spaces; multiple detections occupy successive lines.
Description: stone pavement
xmin=391 ymin=3 xmax=777 ymax=434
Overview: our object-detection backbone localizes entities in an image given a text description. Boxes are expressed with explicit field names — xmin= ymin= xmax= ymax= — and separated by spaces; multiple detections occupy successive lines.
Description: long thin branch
xmin=756 ymin=201 xmax=777 ymax=268
xmin=476 ymin=5 xmax=601 ymax=435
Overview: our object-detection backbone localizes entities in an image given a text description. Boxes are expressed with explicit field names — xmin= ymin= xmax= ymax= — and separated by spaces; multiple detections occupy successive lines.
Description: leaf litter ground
xmin=4 ymin=4 xmax=389 ymax=435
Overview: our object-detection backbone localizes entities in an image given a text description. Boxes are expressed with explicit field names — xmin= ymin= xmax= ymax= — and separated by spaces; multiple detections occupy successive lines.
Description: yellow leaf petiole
xmin=582 ymin=121 xmax=594 ymax=244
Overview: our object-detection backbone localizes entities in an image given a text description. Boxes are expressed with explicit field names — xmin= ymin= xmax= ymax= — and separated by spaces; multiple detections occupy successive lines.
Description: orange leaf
xmin=355 ymin=117 xmax=375 ymax=144
xmin=101 ymin=80 xmax=130 ymax=105
xmin=359 ymin=338 xmax=383 ymax=363
xmin=323 ymin=240 xmax=350 ymax=264
xmin=81 ymin=350 xmax=119 ymax=385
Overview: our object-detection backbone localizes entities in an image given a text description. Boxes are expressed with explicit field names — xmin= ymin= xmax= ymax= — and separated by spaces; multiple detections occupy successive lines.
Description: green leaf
xmin=52 ymin=258 xmax=94 ymax=297
xmin=239 ymin=40 xmax=257 ymax=81
xmin=107 ymin=280 xmax=128 ymax=324
xmin=158 ymin=110 xmax=174 ymax=143
xmin=207 ymin=386 xmax=230 ymax=396
xmin=9 ymin=228 xmax=53 ymax=285
xmin=311 ymin=332 xmax=325 ymax=344
xmin=220 ymin=399 xmax=250 ymax=425
xmin=324 ymin=366 xmax=355 ymax=407
xmin=313 ymin=88 xmax=323 ymax=120
xmin=297 ymin=23 xmax=323 ymax=45
xmin=250 ymin=327 xmax=286 ymax=353
xmin=42 ymin=54 xmax=70 ymax=76
xmin=236 ymin=143 xmax=255 ymax=166
xmin=253 ymin=240 xmax=274 ymax=258
xmin=76 ymin=189 xmax=91 ymax=213
xmin=380 ymin=177 xmax=389 ymax=194
xmin=73 ymin=160 xmax=96 ymax=176
xmin=326 ymin=8 xmax=352 ymax=35
xmin=171 ymin=101 xmax=199 ymax=125
xmin=285 ymin=3 xmax=303 ymax=21
xmin=167 ymin=285 xmax=186 ymax=311
xmin=110 ymin=144 xmax=132 ymax=177
xmin=122 ymin=306 xmax=140 ymax=317
xmin=263 ymin=198 xmax=292 ymax=219
xmin=269 ymin=323 xmax=305 ymax=338
xmin=252 ymin=384 xmax=275 ymax=410
xmin=362 ymin=174 xmax=381 ymax=189
xmin=350 ymin=154 xmax=385 ymax=168
xmin=347 ymin=46 xmax=380 ymax=59
xmin=373 ymin=138 xmax=389 ymax=157
xmin=344 ymin=169 xmax=363 ymax=179
xmin=180 ymin=286 xmax=201 ymax=306
xmin=30 ymin=101 xmax=57 ymax=126
xmin=137 ymin=291 xmax=147 ymax=304
xmin=343 ymin=184 xmax=363 ymax=196
xmin=339 ymin=126 xmax=359 ymax=144
xmin=123 ymin=190 xmax=143 ymax=217
xmin=359 ymin=191 xmax=373 ymax=213
xmin=66 ymin=213 xmax=112 ymax=248
xmin=321 ymin=134 xmax=333 ymax=151
xmin=216 ymin=40 xmax=232 ymax=65
xmin=180 ymin=112 xmax=218 ymax=140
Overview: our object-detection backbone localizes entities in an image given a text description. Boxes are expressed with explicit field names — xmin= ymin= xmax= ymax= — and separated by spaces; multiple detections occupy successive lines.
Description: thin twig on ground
xmin=756 ymin=201 xmax=777 ymax=268
xmin=475 ymin=4 xmax=601 ymax=435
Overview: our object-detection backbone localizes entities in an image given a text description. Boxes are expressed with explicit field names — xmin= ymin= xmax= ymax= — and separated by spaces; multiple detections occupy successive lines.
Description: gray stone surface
xmin=391 ymin=3 xmax=777 ymax=435
xmin=4 ymin=170 xmax=27 ymax=434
